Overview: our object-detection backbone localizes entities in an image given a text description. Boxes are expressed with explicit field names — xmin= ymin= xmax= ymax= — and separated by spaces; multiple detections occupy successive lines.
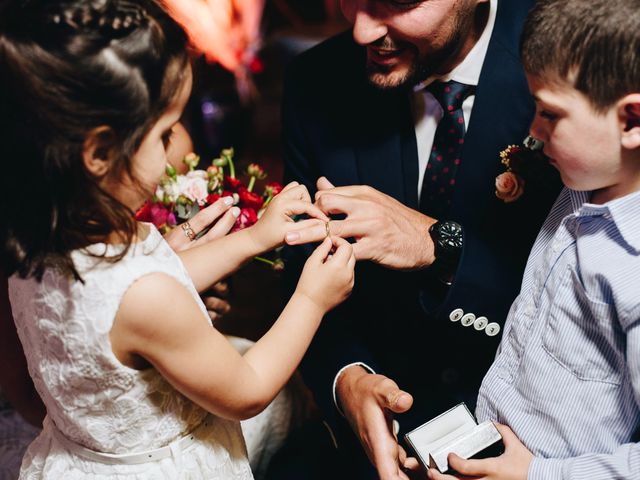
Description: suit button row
xmin=449 ymin=309 xmax=500 ymax=337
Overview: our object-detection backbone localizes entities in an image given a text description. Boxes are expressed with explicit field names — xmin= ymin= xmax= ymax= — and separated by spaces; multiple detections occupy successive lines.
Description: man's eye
xmin=387 ymin=0 xmax=423 ymax=8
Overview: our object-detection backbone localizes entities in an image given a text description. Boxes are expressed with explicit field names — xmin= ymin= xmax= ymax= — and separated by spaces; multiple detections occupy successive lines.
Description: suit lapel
xmin=354 ymin=86 xmax=416 ymax=208
xmin=451 ymin=0 xmax=535 ymax=223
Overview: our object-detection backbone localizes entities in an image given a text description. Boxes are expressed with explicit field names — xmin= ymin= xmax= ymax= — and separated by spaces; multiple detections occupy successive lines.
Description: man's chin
xmin=366 ymin=63 xmax=414 ymax=91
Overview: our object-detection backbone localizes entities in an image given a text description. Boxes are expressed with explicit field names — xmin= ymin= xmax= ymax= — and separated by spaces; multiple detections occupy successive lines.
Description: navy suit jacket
xmin=282 ymin=0 xmax=561 ymax=442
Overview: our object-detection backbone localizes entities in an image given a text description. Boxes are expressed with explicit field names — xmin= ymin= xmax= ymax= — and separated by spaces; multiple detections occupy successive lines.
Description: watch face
xmin=436 ymin=221 xmax=463 ymax=251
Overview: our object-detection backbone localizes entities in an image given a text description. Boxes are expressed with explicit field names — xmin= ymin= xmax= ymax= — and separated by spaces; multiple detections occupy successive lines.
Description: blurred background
xmin=181 ymin=0 xmax=348 ymax=340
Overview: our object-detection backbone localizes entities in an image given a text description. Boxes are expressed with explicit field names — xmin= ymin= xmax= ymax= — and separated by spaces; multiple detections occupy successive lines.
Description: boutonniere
xmin=495 ymin=136 xmax=556 ymax=203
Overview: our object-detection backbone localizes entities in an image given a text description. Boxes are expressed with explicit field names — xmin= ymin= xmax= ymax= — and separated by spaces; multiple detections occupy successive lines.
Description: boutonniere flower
xmin=495 ymin=137 xmax=556 ymax=203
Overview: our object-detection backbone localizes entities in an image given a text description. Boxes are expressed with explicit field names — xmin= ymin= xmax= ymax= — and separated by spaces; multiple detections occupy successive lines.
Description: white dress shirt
xmin=414 ymin=0 xmax=497 ymax=200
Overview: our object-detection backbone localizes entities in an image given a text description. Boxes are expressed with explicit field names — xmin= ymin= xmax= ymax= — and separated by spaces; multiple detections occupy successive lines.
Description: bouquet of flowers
xmin=136 ymin=147 xmax=284 ymax=269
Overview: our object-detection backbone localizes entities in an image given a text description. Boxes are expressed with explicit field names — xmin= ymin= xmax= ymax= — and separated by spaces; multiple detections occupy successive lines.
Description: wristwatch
xmin=429 ymin=220 xmax=463 ymax=285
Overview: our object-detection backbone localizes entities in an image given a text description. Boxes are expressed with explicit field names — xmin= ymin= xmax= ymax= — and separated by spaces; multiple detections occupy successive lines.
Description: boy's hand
xmin=296 ymin=236 xmax=355 ymax=313
xmin=427 ymin=424 xmax=532 ymax=480
xmin=248 ymin=181 xmax=329 ymax=252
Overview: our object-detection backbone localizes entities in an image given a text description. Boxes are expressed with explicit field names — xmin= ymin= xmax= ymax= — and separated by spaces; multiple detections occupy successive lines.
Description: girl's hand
xmin=247 ymin=182 xmax=329 ymax=253
xmin=427 ymin=424 xmax=533 ymax=480
xmin=296 ymin=236 xmax=356 ymax=313
xmin=164 ymin=196 xmax=239 ymax=252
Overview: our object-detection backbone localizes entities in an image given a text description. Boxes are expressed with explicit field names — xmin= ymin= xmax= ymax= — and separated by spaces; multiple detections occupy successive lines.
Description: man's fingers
xmin=211 ymin=281 xmax=229 ymax=296
xmin=315 ymin=192 xmax=358 ymax=215
xmin=203 ymin=296 xmax=231 ymax=315
xmin=366 ymin=424 xmax=408 ymax=480
xmin=403 ymin=456 xmax=420 ymax=472
xmin=315 ymin=184 xmax=375 ymax=200
xmin=374 ymin=380 xmax=413 ymax=414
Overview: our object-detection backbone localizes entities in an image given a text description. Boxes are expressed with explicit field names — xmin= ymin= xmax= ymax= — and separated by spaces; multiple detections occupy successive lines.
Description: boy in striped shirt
xmin=430 ymin=0 xmax=640 ymax=479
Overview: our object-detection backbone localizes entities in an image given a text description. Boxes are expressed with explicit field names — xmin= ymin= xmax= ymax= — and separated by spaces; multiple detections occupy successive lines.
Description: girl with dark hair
xmin=0 ymin=1 xmax=355 ymax=478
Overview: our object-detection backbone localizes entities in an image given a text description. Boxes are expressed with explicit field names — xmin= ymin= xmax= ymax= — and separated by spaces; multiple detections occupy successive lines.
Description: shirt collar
xmin=569 ymin=188 xmax=640 ymax=253
xmin=414 ymin=0 xmax=497 ymax=91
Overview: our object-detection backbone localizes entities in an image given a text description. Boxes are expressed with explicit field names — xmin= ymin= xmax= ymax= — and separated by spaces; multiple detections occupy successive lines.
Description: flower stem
xmin=248 ymin=176 xmax=256 ymax=192
xmin=228 ymin=156 xmax=236 ymax=179
xmin=262 ymin=193 xmax=274 ymax=208
xmin=254 ymin=256 xmax=275 ymax=266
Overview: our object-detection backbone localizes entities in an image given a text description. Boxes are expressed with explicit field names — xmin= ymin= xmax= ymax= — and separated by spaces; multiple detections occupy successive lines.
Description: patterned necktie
xmin=419 ymin=80 xmax=476 ymax=219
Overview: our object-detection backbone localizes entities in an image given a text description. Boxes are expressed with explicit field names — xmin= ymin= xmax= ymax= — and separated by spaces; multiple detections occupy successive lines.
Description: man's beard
xmin=365 ymin=8 xmax=473 ymax=91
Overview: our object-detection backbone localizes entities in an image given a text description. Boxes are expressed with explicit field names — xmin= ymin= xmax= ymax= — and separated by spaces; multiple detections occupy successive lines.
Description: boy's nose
xmin=529 ymin=119 xmax=546 ymax=144
xmin=342 ymin=0 xmax=388 ymax=46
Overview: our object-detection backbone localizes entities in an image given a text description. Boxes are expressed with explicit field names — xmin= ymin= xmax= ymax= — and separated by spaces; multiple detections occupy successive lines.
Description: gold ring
xmin=325 ymin=220 xmax=331 ymax=238
xmin=181 ymin=221 xmax=196 ymax=241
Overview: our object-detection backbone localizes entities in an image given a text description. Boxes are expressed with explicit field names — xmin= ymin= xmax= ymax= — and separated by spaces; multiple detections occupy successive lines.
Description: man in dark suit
xmin=279 ymin=0 xmax=560 ymax=478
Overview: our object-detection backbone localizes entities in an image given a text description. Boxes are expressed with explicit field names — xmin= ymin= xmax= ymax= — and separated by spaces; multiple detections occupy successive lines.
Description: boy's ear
xmin=619 ymin=94 xmax=640 ymax=150
xmin=82 ymin=126 xmax=116 ymax=177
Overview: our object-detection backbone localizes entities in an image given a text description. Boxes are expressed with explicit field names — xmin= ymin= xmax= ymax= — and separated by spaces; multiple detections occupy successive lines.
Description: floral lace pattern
xmin=9 ymin=226 xmax=252 ymax=479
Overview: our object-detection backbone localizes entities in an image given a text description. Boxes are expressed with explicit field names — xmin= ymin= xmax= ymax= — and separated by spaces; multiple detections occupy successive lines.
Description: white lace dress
xmin=8 ymin=226 xmax=253 ymax=479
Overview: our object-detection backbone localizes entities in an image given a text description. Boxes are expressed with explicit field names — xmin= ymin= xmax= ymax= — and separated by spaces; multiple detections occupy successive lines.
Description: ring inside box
xmin=404 ymin=403 xmax=503 ymax=473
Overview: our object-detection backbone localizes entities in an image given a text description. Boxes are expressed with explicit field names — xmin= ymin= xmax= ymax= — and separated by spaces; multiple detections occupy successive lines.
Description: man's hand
xmin=427 ymin=424 xmax=533 ymax=480
xmin=337 ymin=366 xmax=420 ymax=479
xmin=285 ymin=177 xmax=437 ymax=270
xmin=202 ymin=281 xmax=231 ymax=322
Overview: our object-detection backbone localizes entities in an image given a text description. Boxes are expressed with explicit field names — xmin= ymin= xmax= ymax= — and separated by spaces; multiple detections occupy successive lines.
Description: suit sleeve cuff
xmin=332 ymin=362 xmax=376 ymax=417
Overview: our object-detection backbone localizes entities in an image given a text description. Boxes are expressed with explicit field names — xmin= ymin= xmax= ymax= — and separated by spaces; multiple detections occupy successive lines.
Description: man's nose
xmin=342 ymin=1 xmax=388 ymax=46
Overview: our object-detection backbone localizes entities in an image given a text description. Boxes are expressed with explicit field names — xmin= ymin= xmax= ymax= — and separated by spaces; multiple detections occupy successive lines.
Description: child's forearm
xmin=177 ymin=228 xmax=263 ymax=292
xmin=239 ymin=291 xmax=324 ymax=412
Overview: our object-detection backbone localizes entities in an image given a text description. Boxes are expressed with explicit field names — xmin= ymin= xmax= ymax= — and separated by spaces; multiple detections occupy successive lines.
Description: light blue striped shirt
xmin=476 ymin=187 xmax=640 ymax=479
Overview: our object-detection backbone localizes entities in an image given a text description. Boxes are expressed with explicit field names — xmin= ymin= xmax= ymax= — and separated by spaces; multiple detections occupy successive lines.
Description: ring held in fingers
xmin=181 ymin=221 xmax=196 ymax=241
xmin=325 ymin=220 xmax=331 ymax=238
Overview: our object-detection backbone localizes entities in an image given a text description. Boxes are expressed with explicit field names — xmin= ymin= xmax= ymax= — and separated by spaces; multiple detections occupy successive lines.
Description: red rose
xmin=135 ymin=201 xmax=153 ymax=222
xmin=238 ymin=187 xmax=264 ymax=210
xmin=224 ymin=175 xmax=242 ymax=190
xmin=495 ymin=172 xmax=525 ymax=203
xmin=265 ymin=182 xmax=283 ymax=197
xmin=232 ymin=207 xmax=258 ymax=231
xmin=206 ymin=193 xmax=221 ymax=205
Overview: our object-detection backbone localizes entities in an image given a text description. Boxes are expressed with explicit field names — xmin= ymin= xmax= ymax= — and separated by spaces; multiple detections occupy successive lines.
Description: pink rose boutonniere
xmin=495 ymin=137 xmax=558 ymax=203
xmin=496 ymin=147 xmax=526 ymax=203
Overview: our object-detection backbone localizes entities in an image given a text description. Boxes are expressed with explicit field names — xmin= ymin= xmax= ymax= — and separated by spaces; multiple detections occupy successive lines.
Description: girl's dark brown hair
xmin=0 ymin=0 xmax=189 ymax=280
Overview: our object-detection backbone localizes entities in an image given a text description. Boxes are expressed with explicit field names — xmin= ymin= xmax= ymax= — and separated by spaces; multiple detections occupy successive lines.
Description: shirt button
xmin=449 ymin=309 xmax=464 ymax=322
xmin=485 ymin=322 xmax=501 ymax=337
xmin=473 ymin=316 xmax=488 ymax=331
xmin=461 ymin=313 xmax=476 ymax=327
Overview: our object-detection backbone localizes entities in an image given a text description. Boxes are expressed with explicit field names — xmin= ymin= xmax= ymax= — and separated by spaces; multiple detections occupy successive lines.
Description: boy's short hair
xmin=521 ymin=0 xmax=640 ymax=112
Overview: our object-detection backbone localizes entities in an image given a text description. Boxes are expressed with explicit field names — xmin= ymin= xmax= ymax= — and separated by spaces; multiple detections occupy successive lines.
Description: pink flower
xmin=182 ymin=175 xmax=209 ymax=205
xmin=149 ymin=203 xmax=174 ymax=228
xmin=495 ymin=172 xmax=525 ymax=203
